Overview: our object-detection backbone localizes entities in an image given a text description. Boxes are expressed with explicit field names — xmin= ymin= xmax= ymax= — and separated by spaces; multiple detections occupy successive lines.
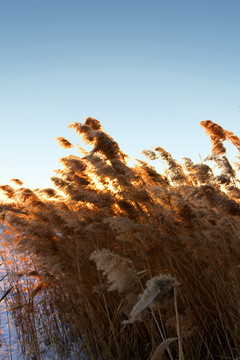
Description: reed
xmin=1 ymin=117 xmax=240 ymax=359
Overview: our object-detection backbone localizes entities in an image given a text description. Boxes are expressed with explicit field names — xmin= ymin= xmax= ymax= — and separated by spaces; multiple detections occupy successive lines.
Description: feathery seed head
xmin=55 ymin=137 xmax=74 ymax=149
xmin=90 ymin=249 xmax=139 ymax=293
xmin=123 ymin=274 xmax=179 ymax=324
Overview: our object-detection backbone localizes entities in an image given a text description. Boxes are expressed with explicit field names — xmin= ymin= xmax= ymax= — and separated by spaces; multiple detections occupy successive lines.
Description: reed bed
xmin=1 ymin=118 xmax=240 ymax=359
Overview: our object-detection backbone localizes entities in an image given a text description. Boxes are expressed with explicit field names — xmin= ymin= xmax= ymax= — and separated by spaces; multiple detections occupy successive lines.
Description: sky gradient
xmin=0 ymin=0 xmax=239 ymax=188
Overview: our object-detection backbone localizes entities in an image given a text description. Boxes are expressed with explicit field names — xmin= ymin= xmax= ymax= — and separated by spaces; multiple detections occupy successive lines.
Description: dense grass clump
xmin=1 ymin=118 xmax=240 ymax=359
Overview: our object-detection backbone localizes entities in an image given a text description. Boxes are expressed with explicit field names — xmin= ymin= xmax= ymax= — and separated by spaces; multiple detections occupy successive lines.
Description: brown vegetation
xmin=1 ymin=118 xmax=240 ymax=359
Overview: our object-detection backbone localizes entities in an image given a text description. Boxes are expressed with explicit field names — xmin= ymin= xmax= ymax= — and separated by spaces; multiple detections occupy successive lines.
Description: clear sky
xmin=0 ymin=0 xmax=239 ymax=189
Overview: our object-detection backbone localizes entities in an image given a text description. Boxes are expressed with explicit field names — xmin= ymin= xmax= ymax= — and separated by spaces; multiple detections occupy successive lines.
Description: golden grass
xmin=1 ymin=117 xmax=240 ymax=359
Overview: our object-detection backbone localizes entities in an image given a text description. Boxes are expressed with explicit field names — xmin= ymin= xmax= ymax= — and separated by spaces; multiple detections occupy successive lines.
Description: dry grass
xmin=1 ymin=117 xmax=240 ymax=359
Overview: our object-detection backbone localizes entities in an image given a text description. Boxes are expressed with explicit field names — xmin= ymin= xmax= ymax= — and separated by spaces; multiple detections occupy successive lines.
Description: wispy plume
xmin=10 ymin=178 xmax=23 ymax=186
xmin=90 ymin=249 xmax=139 ymax=293
xmin=154 ymin=147 xmax=186 ymax=183
xmin=123 ymin=275 xmax=179 ymax=324
xmin=55 ymin=137 xmax=74 ymax=149
xmin=200 ymin=120 xmax=227 ymax=155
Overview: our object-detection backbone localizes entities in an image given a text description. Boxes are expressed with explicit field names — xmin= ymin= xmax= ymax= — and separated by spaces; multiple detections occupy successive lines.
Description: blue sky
xmin=0 ymin=0 xmax=239 ymax=188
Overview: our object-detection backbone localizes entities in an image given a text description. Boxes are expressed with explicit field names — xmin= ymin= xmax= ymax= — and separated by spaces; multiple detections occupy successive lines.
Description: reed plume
xmin=90 ymin=249 xmax=139 ymax=293
xmin=55 ymin=136 xmax=74 ymax=148
xmin=123 ymin=275 xmax=179 ymax=324
xmin=10 ymin=178 xmax=23 ymax=186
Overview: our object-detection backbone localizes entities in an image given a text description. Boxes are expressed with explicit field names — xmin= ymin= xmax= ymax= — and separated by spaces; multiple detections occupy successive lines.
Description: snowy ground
xmin=0 ymin=225 xmax=55 ymax=359
xmin=0 ymin=262 xmax=23 ymax=360
xmin=0 ymin=235 xmax=86 ymax=359
xmin=0 ymin=262 xmax=66 ymax=360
